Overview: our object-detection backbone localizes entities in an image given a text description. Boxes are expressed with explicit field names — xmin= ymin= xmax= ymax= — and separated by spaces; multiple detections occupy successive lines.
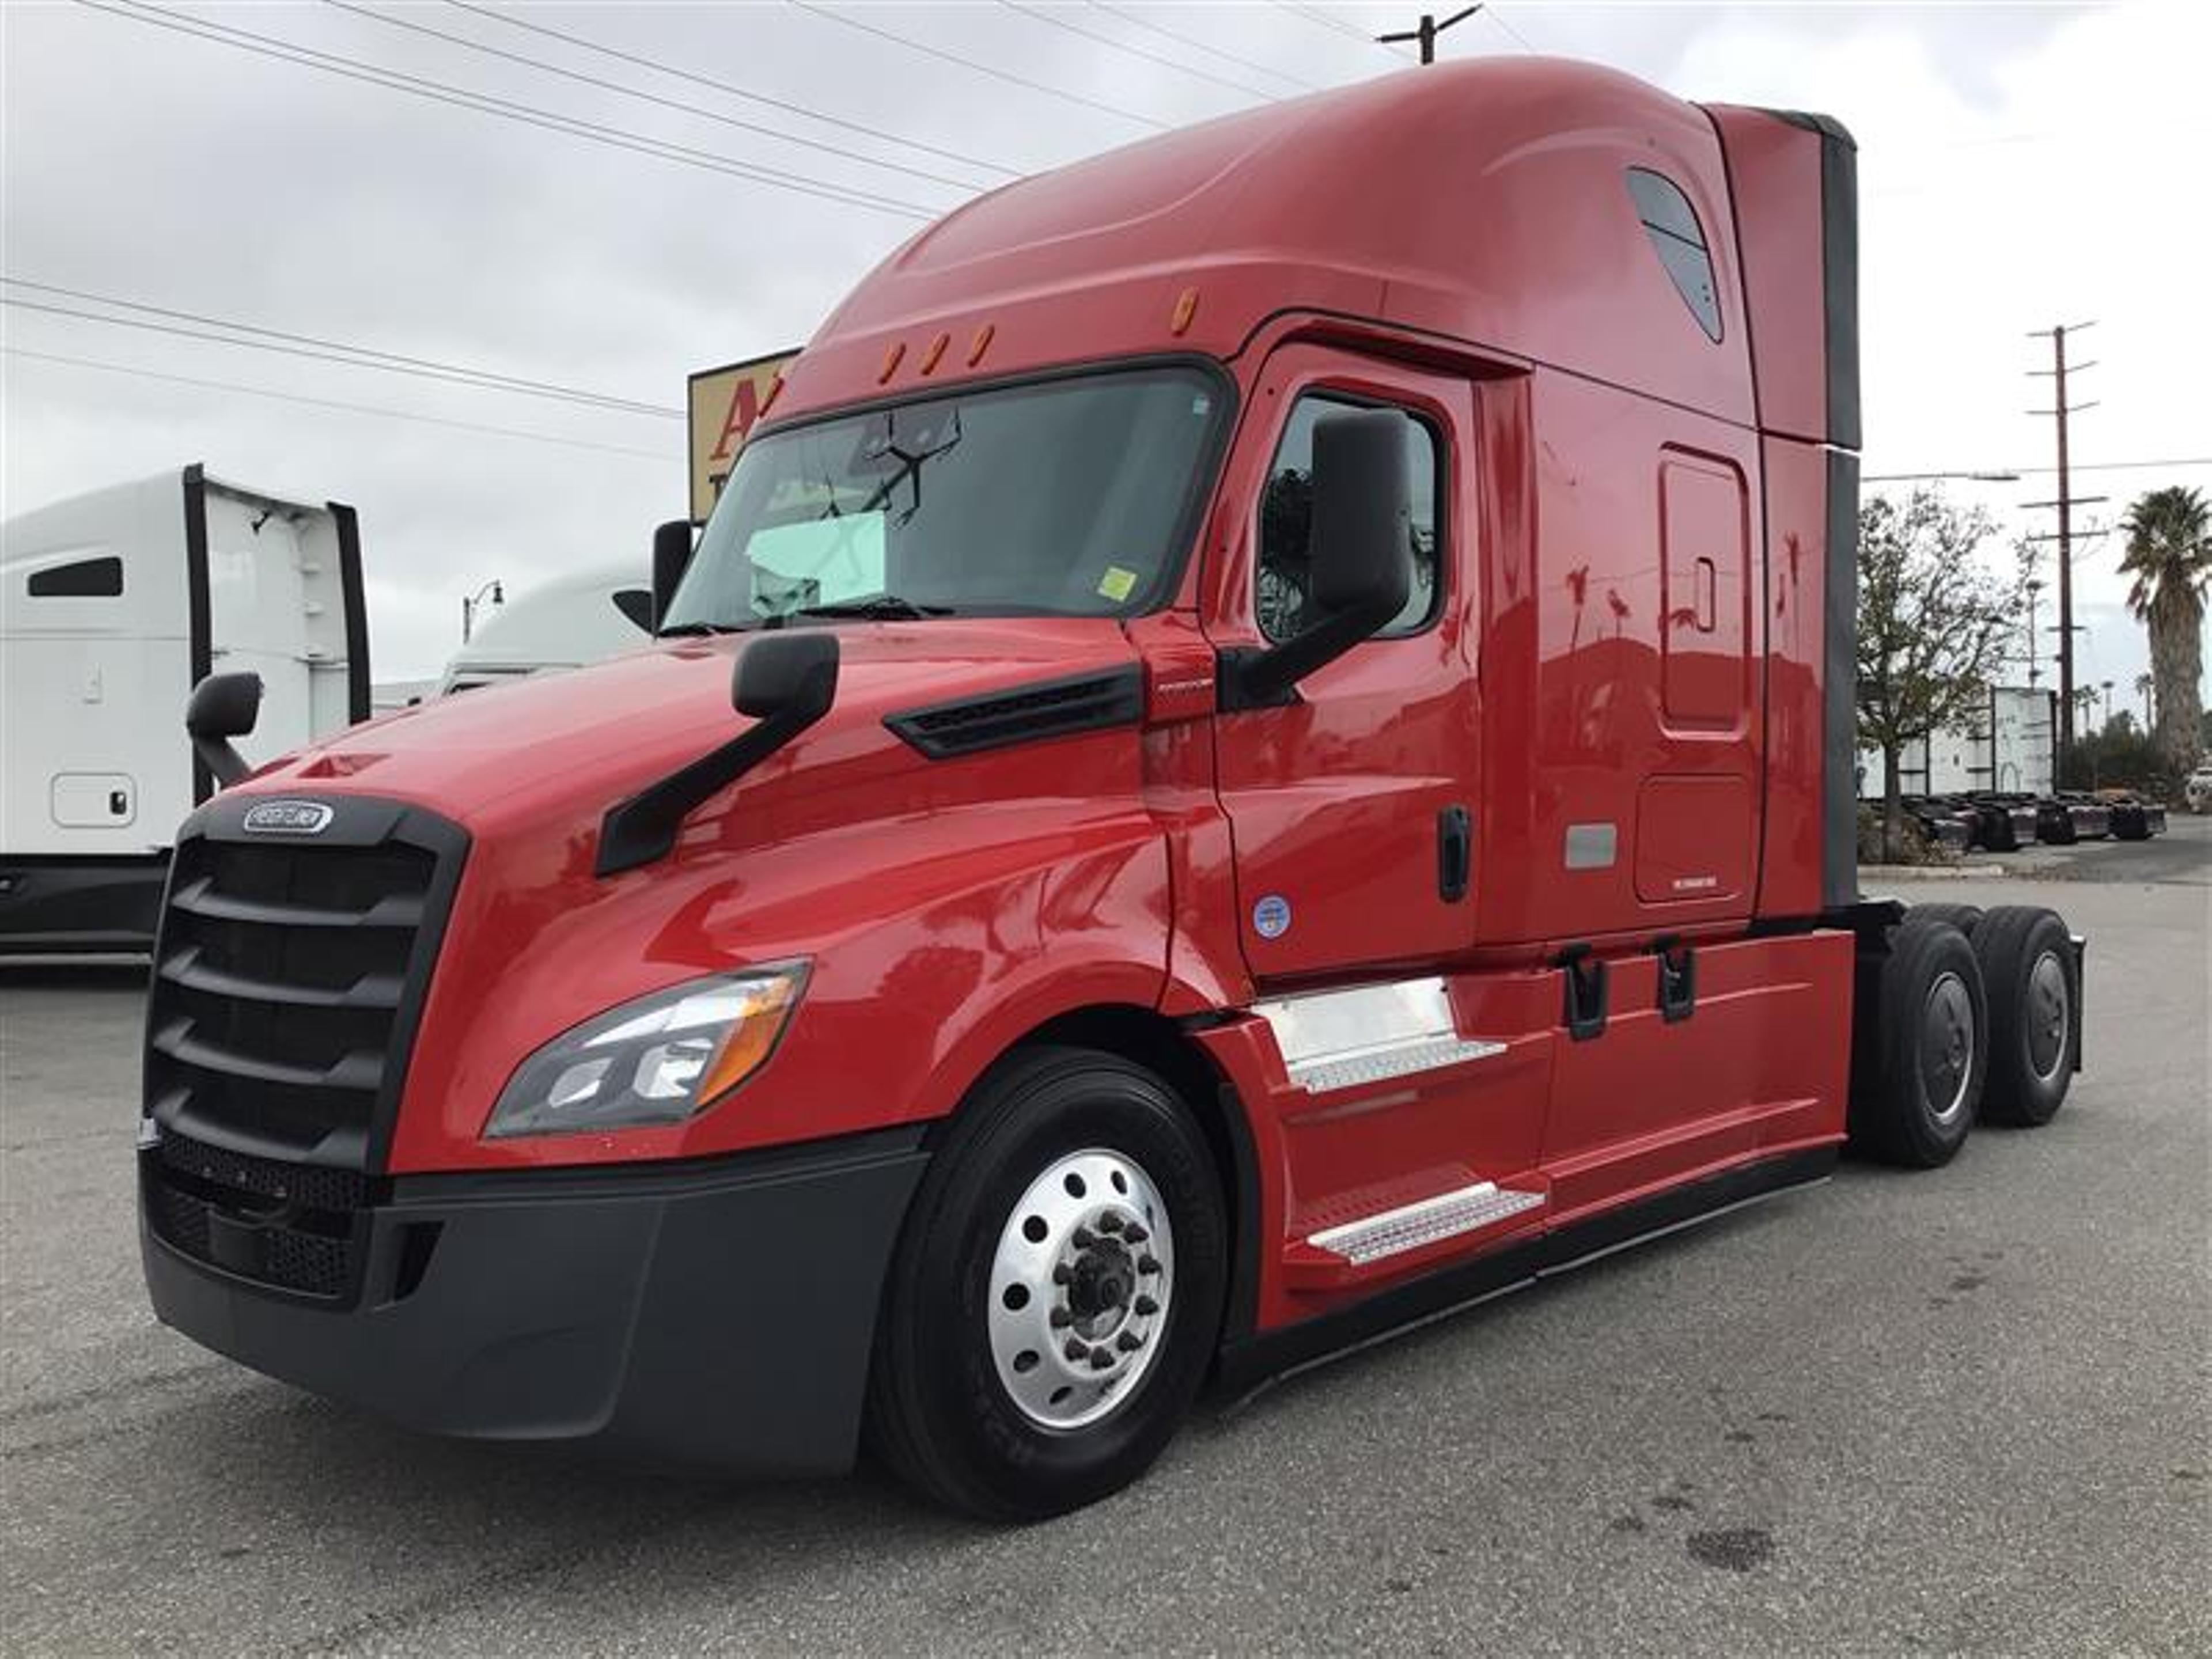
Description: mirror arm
xmin=595 ymin=635 xmax=839 ymax=877
xmin=1217 ymin=593 xmax=1403 ymax=712
xmin=594 ymin=701 xmax=820 ymax=876
xmin=192 ymin=731 xmax=253 ymax=790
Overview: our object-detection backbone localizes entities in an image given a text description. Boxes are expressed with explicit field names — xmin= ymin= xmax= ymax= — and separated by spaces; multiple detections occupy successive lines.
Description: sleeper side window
xmin=27 ymin=555 xmax=124 ymax=597
xmin=1626 ymin=167 xmax=1722 ymax=343
xmin=1256 ymin=395 xmax=1439 ymax=643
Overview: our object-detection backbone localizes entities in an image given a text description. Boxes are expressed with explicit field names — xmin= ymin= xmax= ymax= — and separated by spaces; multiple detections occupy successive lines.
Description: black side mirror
xmin=596 ymin=632 xmax=841 ymax=876
xmin=734 ymin=630 xmax=840 ymax=721
xmin=651 ymin=519 xmax=696 ymax=630
xmin=185 ymin=671 xmax=263 ymax=787
xmin=1224 ymin=410 xmax=1412 ymax=708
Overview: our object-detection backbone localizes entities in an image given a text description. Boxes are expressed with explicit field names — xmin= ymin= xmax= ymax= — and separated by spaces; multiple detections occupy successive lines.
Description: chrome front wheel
xmin=987 ymin=1149 xmax=1175 ymax=1431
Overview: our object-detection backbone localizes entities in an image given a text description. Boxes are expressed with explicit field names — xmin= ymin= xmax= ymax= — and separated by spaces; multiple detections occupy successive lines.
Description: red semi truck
xmin=142 ymin=59 xmax=2083 ymax=1519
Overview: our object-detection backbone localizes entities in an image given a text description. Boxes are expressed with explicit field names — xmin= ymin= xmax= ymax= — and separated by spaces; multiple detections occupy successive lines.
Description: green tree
xmin=2118 ymin=485 xmax=2212 ymax=768
xmin=1856 ymin=490 xmax=2021 ymax=861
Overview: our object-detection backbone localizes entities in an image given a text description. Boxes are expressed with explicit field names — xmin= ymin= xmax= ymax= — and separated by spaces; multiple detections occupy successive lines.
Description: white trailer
xmin=1 ymin=465 xmax=367 ymax=950
xmin=1858 ymin=685 xmax=2058 ymax=800
xmin=437 ymin=564 xmax=650 ymax=695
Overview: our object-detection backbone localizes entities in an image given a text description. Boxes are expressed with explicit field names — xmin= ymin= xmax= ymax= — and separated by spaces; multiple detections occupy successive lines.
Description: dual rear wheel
xmin=1851 ymin=904 xmax=2078 ymax=1166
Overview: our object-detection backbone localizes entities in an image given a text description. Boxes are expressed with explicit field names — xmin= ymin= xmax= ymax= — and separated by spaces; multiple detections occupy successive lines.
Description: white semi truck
xmin=0 ymin=465 xmax=368 ymax=951
xmin=437 ymin=564 xmax=651 ymax=695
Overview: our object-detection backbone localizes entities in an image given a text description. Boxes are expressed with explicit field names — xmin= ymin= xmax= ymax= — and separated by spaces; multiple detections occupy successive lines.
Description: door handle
xmin=1437 ymin=805 xmax=1471 ymax=902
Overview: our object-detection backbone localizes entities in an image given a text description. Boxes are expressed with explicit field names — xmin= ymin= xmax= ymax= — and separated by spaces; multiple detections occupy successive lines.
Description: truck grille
xmin=143 ymin=797 xmax=465 ymax=1172
xmin=140 ymin=797 xmax=465 ymax=1301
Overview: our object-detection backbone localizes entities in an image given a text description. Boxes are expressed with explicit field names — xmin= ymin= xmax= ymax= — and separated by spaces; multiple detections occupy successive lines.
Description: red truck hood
xmin=259 ymin=616 xmax=1141 ymax=838
xmin=229 ymin=615 xmax=1171 ymax=1172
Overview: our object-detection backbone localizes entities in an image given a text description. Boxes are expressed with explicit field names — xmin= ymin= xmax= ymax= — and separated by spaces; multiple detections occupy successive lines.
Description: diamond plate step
xmin=1306 ymin=1181 xmax=1546 ymax=1266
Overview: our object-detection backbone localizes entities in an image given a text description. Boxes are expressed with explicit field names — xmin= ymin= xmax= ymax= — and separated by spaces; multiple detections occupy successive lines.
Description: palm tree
xmin=2136 ymin=671 xmax=2155 ymax=729
xmin=2118 ymin=486 xmax=2212 ymax=767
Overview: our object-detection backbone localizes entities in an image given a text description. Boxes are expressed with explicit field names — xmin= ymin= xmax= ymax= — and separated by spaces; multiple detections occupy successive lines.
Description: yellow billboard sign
xmin=687 ymin=349 xmax=800 ymax=524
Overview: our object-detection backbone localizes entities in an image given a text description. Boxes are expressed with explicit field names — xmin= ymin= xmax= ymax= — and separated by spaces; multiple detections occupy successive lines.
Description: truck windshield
xmin=664 ymin=365 xmax=1226 ymax=630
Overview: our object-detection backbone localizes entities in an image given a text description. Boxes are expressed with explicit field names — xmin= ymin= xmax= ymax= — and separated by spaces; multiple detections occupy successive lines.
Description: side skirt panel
xmin=1213 ymin=1143 xmax=1837 ymax=1400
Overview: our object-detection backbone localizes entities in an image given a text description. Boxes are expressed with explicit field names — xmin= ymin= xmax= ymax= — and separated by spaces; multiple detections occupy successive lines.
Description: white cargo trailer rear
xmin=1858 ymin=685 xmax=2057 ymax=801
xmin=0 ymin=465 xmax=367 ymax=950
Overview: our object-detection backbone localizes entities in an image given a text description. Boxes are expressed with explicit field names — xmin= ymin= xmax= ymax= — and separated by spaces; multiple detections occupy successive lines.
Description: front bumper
xmin=142 ymin=1126 xmax=929 ymax=1476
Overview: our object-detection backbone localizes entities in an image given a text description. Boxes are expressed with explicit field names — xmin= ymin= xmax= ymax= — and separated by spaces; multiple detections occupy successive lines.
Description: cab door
xmin=1205 ymin=346 xmax=1478 ymax=983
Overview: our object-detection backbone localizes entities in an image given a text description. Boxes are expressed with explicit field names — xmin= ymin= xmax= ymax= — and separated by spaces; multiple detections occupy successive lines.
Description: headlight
xmin=483 ymin=963 xmax=807 ymax=1139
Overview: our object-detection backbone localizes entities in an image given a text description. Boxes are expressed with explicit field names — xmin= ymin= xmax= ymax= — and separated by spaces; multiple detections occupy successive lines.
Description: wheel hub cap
xmin=2027 ymin=949 xmax=2069 ymax=1081
xmin=1922 ymin=970 xmax=1976 ymax=1125
xmin=988 ymin=1149 xmax=1175 ymax=1431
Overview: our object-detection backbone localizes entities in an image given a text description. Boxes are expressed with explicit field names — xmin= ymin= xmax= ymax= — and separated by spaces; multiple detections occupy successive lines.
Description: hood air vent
xmin=885 ymin=665 xmax=1143 ymax=759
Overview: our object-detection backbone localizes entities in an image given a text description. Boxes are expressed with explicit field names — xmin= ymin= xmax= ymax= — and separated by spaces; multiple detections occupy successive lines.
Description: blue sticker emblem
xmin=1252 ymin=894 xmax=1291 ymax=940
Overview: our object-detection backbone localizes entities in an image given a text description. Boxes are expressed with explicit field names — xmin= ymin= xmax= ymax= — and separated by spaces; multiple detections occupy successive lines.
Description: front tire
xmin=866 ymin=1046 xmax=1226 ymax=1520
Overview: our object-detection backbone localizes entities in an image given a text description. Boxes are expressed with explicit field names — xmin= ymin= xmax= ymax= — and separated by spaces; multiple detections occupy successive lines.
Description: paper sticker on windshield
xmin=1097 ymin=565 xmax=1139 ymax=603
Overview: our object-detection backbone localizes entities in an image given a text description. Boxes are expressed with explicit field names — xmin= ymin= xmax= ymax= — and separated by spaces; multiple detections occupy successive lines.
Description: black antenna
xmin=1378 ymin=5 xmax=1482 ymax=65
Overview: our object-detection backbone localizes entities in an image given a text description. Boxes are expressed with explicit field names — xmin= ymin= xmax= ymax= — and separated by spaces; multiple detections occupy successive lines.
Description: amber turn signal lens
xmin=698 ymin=973 xmax=802 ymax=1103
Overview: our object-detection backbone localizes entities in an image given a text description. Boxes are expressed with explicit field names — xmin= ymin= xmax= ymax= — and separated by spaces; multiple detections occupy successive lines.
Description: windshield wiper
xmin=790 ymin=594 xmax=956 ymax=621
xmin=655 ymin=620 xmax=746 ymax=638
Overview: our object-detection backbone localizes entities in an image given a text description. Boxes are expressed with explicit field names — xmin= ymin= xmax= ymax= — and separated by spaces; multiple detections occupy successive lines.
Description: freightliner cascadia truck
xmin=141 ymin=59 xmax=2084 ymax=1520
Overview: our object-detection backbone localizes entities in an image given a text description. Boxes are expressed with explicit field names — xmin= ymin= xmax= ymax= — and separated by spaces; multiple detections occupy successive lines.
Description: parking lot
xmin=3 ymin=821 xmax=2206 ymax=1656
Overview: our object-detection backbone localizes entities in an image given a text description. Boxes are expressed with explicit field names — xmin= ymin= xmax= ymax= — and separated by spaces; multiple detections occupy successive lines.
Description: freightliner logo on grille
xmin=240 ymin=799 xmax=336 ymax=835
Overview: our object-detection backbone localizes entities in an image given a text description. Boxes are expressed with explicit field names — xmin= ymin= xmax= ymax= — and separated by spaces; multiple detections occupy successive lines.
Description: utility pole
xmin=2025 ymin=321 xmax=2103 ymax=756
xmin=1379 ymin=5 xmax=1481 ymax=63
xmin=2022 ymin=577 xmax=2042 ymax=687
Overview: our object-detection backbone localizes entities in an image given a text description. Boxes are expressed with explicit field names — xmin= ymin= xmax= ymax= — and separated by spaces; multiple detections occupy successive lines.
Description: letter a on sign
xmin=687 ymin=349 xmax=801 ymax=523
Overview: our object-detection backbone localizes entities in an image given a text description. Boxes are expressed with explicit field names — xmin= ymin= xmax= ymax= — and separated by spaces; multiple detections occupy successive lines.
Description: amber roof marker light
xmin=920 ymin=332 xmax=950 ymax=374
xmin=967 ymin=323 xmax=995 ymax=367
xmin=1171 ymin=287 xmax=1199 ymax=337
xmin=878 ymin=340 xmax=906 ymax=384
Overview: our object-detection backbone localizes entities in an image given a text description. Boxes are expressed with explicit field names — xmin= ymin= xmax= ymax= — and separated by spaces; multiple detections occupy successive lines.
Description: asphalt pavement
xmin=3 ymin=821 xmax=2207 ymax=1655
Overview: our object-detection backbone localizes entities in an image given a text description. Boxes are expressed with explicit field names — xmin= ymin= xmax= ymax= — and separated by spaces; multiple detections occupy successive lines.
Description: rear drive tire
xmin=865 ymin=1046 xmax=1226 ymax=1521
xmin=1972 ymin=906 xmax=2078 ymax=1127
xmin=1851 ymin=919 xmax=1987 ymax=1168
xmin=1906 ymin=903 xmax=1984 ymax=938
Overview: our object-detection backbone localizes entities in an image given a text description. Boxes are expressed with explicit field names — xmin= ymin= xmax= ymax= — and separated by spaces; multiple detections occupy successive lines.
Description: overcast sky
xmin=4 ymin=0 xmax=2207 ymax=704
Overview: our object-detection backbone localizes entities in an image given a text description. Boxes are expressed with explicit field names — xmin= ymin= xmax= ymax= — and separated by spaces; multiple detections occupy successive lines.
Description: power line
xmin=1000 ymin=2 xmax=1279 ymax=103
xmin=4 ymin=276 xmax=679 ymax=418
xmin=1091 ymin=2 xmax=1327 ymax=93
xmin=445 ymin=0 xmax=1022 ymax=181
xmin=3 ymin=296 xmax=690 ymax=421
xmin=3 ymin=347 xmax=667 ymax=461
xmin=1278 ymin=2 xmax=1415 ymax=60
xmin=1866 ymin=457 xmax=2211 ymax=482
xmin=75 ymin=0 xmax=938 ymax=220
xmin=1480 ymin=3 xmax=1539 ymax=52
xmin=790 ymin=1 xmax=1171 ymax=132
xmin=320 ymin=0 xmax=983 ymax=196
